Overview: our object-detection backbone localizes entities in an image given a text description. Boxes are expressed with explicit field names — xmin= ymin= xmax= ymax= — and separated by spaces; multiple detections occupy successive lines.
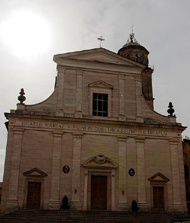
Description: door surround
xmin=148 ymin=172 xmax=169 ymax=210
xmin=23 ymin=168 xmax=47 ymax=209
xmin=83 ymin=155 xmax=117 ymax=211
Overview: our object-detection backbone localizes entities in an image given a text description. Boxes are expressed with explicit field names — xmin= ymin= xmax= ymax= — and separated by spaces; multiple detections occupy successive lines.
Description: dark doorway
xmin=91 ymin=175 xmax=107 ymax=210
xmin=26 ymin=182 xmax=41 ymax=209
xmin=153 ymin=186 xmax=165 ymax=209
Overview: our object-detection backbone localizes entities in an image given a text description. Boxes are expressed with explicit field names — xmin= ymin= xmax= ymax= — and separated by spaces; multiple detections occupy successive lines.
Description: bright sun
xmin=0 ymin=10 xmax=52 ymax=60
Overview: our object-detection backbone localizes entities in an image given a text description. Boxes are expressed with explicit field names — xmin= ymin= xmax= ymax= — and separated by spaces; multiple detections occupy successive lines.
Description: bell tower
xmin=118 ymin=33 xmax=154 ymax=109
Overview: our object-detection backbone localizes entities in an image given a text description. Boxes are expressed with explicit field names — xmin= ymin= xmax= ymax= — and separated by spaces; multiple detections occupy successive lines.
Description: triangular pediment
xmin=88 ymin=80 xmax=113 ymax=89
xmin=148 ymin=172 xmax=169 ymax=182
xmin=54 ymin=48 xmax=145 ymax=67
xmin=83 ymin=155 xmax=117 ymax=169
xmin=23 ymin=168 xmax=47 ymax=177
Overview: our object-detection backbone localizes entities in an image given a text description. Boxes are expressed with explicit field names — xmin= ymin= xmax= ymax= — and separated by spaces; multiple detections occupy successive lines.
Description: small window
xmin=93 ymin=93 xmax=108 ymax=117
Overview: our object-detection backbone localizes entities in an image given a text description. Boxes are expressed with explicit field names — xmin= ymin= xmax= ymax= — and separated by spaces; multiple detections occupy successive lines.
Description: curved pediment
xmin=83 ymin=155 xmax=117 ymax=169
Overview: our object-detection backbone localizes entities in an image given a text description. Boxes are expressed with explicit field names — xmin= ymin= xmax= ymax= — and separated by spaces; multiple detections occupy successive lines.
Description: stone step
xmin=0 ymin=209 xmax=189 ymax=223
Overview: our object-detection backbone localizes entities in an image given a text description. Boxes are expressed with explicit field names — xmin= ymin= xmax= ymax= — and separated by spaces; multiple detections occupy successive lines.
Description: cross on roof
xmin=97 ymin=36 xmax=105 ymax=48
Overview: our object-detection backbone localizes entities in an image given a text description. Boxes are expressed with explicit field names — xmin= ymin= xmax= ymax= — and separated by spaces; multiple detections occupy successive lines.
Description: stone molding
xmin=88 ymin=80 xmax=113 ymax=89
xmin=23 ymin=167 xmax=47 ymax=177
xmin=57 ymin=65 xmax=66 ymax=73
xmin=76 ymin=69 xmax=83 ymax=75
xmin=148 ymin=172 xmax=170 ymax=182
xmin=135 ymin=75 xmax=142 ymax=81
xmin=118 ymin=74 xmax=125 ymax=80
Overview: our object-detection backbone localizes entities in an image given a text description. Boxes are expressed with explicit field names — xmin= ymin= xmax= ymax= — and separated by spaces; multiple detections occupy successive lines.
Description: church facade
xmin=1 ymin=34 xmax=187 ymax=213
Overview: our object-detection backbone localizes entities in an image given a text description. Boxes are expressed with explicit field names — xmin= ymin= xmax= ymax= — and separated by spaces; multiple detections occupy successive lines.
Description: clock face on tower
xmin=130 ymin=50 xmax=144 ymax=63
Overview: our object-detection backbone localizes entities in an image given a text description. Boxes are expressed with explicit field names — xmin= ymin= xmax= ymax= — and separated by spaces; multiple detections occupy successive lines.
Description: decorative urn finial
xmin=167 ymin=102 xmax=175 ymax=117
xmin=18 ymin=88 xmax=26 ymax=104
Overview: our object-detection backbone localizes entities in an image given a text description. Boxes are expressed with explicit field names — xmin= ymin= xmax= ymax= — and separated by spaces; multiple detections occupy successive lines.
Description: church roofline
xmin=53 ymin=47 xmax=146 ymax=69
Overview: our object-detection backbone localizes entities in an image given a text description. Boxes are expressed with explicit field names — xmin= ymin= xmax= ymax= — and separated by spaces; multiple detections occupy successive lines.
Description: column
xmin=118 ymin=74 xmax=126 ymax=121
xmin=6 ymin=128 xmax=23 ymax=210
xmin=71 ymin=133 xmax=82 ymax=209
xmin=135 ymin=75 xmax=143 ymax=122
xmin=170 ymin=140 xmax=183 ymax=210
xmin=136 ymin=137 xmax=146 ymax=208
xmin=49 ymin=131 xmax=63 ymax=209
xmin=118 ymin=137 xmax=127 ymax=209
xmin=75 ymin=70 xmax=83 ymax=118
xmin=56 ymin=66 xmax=65 ymax=116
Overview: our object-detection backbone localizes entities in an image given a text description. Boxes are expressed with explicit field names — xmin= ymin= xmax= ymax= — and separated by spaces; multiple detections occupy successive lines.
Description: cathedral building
xmin=1 ymin=33 xmax=187 ymax=213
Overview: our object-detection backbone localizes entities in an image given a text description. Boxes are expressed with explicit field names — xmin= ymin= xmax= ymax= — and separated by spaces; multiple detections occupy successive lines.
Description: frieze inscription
xmin=9 ymin=120 xmax=168 ymax=137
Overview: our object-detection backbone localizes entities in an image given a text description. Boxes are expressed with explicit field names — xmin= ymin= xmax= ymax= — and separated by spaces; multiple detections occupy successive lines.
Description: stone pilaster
xmin=170 ymin=140 xmax=183 ymax=211
xmin=71 ymin=133 xmax=82 ymax=209
xmin=136 ymin=137 xmax=146 ymax=209
xmin=118 ymin=74 xmax=126 ymax=121
xmin=6 ymin=128 xmax=23 ymax=210
xmin=56 ymin=66 xmax=65 ymax=116
xmin=111 ymin=169 xmax=116 ymax=211
xmin=83 ymin=170 xmax=88 ymax=210
xmin=49 ymin=131 xmax=63 ymax=209
xmin=118 ymin=137 xmax=127 ymax=209
xmin=75 ymin=70 xmax=83 ymax=118
xmin=135 ymin=75 xmax=143 ymax=122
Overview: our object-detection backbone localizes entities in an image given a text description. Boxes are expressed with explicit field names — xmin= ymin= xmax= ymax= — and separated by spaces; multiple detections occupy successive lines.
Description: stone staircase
xmin=0 ymin=209 xmax=189 ymax=223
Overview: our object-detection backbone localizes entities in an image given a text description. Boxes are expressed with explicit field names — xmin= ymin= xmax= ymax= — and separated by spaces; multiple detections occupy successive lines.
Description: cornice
xmin=54 ymin=57 xmax=142 ymax=75
xmin=5 ymin=112 xmax=186 ymax=134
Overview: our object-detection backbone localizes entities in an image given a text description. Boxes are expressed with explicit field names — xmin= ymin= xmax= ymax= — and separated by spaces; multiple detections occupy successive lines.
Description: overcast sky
xmin=0 ymin=0 xmax=190 ymax=181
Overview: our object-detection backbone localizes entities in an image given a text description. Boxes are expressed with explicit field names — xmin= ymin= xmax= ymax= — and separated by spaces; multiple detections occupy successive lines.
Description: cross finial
xmin=130 ymin=24 xmax=135 ymax=42
xmin=130 ymin=24 xmax=134 ymax=33
xmin=97 ymin=36 xmax=105 ymax=48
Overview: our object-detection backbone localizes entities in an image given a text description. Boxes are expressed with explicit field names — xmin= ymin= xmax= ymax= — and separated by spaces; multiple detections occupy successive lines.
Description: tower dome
xmin=118 ymin=33 xmax=149 ymax=66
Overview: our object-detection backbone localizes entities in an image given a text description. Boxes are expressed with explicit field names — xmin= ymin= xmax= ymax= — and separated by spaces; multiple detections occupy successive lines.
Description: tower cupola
xmin=118 ymin=32 xmax=149 ymax=66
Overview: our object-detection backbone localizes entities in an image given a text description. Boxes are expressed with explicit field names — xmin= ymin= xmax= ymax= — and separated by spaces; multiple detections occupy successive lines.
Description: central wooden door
xmin=91 ymin=175 xmax=107 ymax=210
xmin=153 ymin=186 xmax=165 ymax=209
xmin=26 ymin=182 xmax=41 ymax=209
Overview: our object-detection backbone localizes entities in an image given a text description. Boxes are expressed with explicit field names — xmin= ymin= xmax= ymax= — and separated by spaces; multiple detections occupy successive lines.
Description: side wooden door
xmin=26 ymin=182 xmax=41 ymax=209
xmin=153 ymin=186 xmax=165 ymax=210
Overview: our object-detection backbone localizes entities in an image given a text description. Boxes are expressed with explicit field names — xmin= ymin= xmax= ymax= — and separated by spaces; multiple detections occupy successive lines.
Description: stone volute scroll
xmin=95 ymin=154 xmax=106 ymax=164
xmin=83 ymin=154 xmax=117 ymax=169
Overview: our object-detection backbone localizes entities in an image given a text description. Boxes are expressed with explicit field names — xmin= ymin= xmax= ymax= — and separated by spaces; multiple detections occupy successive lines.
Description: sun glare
xmin=0 ymin=10 xmax=52 ymax=60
